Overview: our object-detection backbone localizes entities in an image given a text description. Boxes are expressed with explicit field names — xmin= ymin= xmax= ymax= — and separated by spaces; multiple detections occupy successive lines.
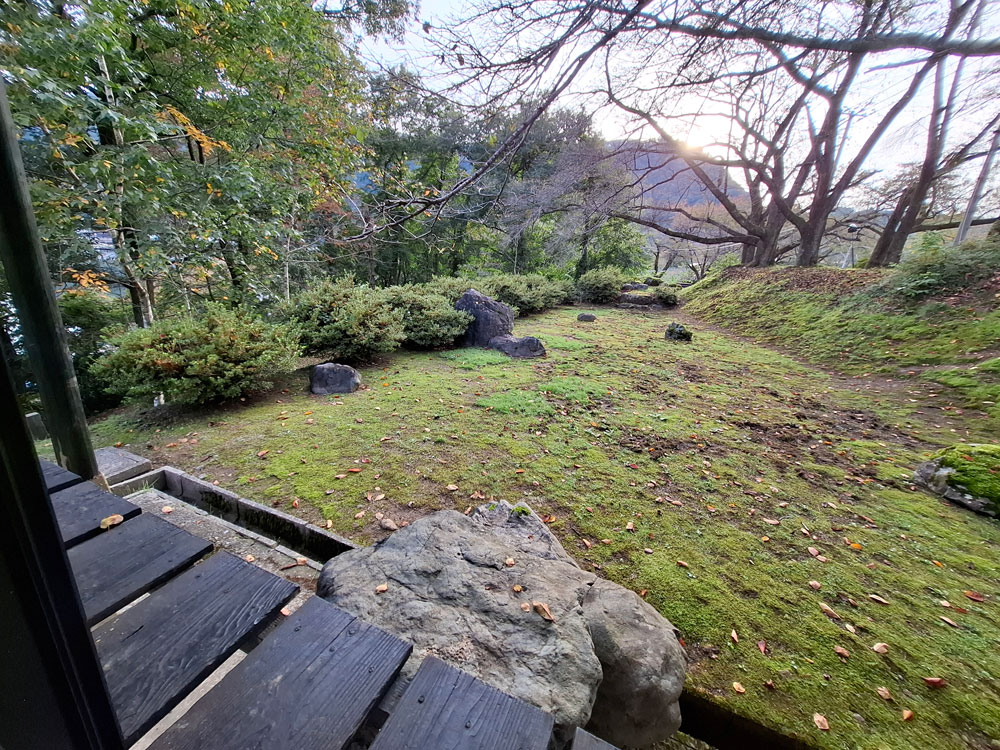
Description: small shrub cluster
xmin=92 ymin=305 xmax=299 ymax=405
xmin=480 ymin=274 xmax=574 ymax=315
xmin=876 ymin=235 xmax=1000 ymax=302
xmin=386 ymin=286 xmax=473 ymax=349
xmin=576 ymin=267 xmax=626 ymax=303
xmin=288 ymin=277 xmax=406 ymax=362
xmin=653 ymin=286 xmax=679 ymax=307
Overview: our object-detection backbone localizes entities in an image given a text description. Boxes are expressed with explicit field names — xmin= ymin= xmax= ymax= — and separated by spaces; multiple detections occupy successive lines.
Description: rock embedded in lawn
xmin=454 ymin=288 xmax=514 ymax=347
xmin=914 ymin=444 xmax=999 ymax=517
xmin=488 ymin=334 xmax=546 ymax=358
xmin=317 ymin=500 xmax=686 ymax=747
xmin=618 ymin=292 xmax=655 ymax=306
xmin=665 ymin=322 xmax=693 ymax=341
xmin=577 ymin=313 xmax=597 ymax=322
xmin=310 ymin=363 xmax=361 ymax=395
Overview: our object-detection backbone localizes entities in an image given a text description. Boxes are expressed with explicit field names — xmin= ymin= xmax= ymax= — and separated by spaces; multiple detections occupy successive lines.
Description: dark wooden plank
xmin=93 ymin=551 xmax=298 ymax=745
xmin=39 ymin=457 xmax=82 ymax=493
xmin=370 ymin=656 xmax=553 ymax=750
xmin=571 ymin=727 xmax=618 ymax=750
xmin=50 ymin=482 xmax=140 ymax=548
xmin=68 ymin=513 xmax=212 ymax=625
xmin=149 ymin=596 xmax=412 ymax=750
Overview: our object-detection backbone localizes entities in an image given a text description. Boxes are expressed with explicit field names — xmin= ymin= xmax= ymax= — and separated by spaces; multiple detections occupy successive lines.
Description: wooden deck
xmin=47 ymin=459 xmax=618 ymax=750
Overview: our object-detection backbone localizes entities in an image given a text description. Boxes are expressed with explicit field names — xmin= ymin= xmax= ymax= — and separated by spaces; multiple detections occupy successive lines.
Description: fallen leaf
xmin=292 ymin=499 xmax=299 ymax=508
xmin=813 ymin=713 xmax=829 ymax=731
xmin=161 ymin=506 xmax=174 ymax=514
xmin=244 ymin=554 xmax=255 ymax=563
xmin=940 ymin=616 xmax=959 ymax=628
xmin=347 ymin=467 xmax=363 ymax=473
xmin=326 ymin=520 xmax=333 ymax=529
xmin=764 ymin=680 xmax=776 ymax=690
xmin=845 ymin=624 xmax=856 ymax=634
xmin=625 ymin=521 xmax=635 ymax=532
xmin=532 ymin=601 xmax=555 ymax=622
xmin=505 ymin=557 xmax=515 ymax=567
xmin=375 ymin=583 xmax=389 ymax=594
xmin=757 ymin=640 xmax=767 ymax=654
xmin=922 ymin=677 xmax=946 ymax=688
xmin=335 ymin=474 xmax=347 ymax=479
xmin=872 ymin=642 xmax=889 ymax=654
xmin=902 ymin=709 xmax=915 ymax=722
xmin=354 ymin=510 xmax=365 ymax=520
xmin=515 ymin=469 xmax=525 ymax=474
xmin=99 ymin=514 xmax=124 ymax=530
xmin=869 ymin=594 xmax=890 ymax=605
xmin=808 ymin=546 xmax=820 ymax=557
xmin=733 ymin=682 xmax=746 ymax=694
xmin=512 ymin=584 xmax=523 ymax=592
xmin=257 ymin=450 xmax=269 ymax=458
xmin=963 ymin=590 xmax=985 ymax=602
xmin=520 ymin=602 xmax=530 ymax=612
xmin=877 ymin=686 xmax=893 ymax=701
xmin=280 ymin=607 xmax=291 ymax=616
xmin=834 ymin=646 xmax=850 ymax=659
xmin=601 ymin=539 xmax=612 ymax=545
xmin=932 ymin=560 xmax=943 ymax=567
xmin=676 ymin=560 xmax=689 ymax=568
xmin=542 ymin=514 xmax=556 ymax=524
xmin=809 ymin=580 xmax=822 ymax=590
xmin=644 ymin=548 xmax=654 ymax=554
xmin=820 ymin=602 xmax=841 ymax=620
xmin=731 ymin=629 xmax=739 ymax=644
xmin=940 ymin=600 xmax=951 ymax=607
xmin=446 ymin=484 xmax=459 ymax=491
xmin=380 ymin=517 xmax=398 ymax=531
xmin=763 ymin=518 xmax=781 ymax=525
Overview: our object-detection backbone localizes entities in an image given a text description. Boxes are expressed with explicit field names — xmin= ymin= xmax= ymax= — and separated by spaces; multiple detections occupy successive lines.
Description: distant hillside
xmin=610 ymin=140 xmax=745 ymax=225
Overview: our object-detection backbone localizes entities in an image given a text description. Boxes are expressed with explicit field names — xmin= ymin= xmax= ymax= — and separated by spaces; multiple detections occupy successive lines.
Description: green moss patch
xmin=935 ymin=444 xmax=1000 ymax=502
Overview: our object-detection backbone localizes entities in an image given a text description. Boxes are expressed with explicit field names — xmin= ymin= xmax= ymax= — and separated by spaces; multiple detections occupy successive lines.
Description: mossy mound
xmin=934 ymin=444 xmax=1000 ymax=508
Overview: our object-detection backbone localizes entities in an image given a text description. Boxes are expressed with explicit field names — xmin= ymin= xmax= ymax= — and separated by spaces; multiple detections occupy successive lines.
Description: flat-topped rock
xmin=455 ymin=289 xmax=514 ymax=347
xmin=310 ymin=363 xmax=361 ymax=395
xmin=489 ymin=334 xmax=546 ymax=358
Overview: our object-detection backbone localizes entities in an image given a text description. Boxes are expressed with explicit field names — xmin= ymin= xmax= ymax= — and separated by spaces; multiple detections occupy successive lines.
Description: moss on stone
xmin=934 ymin=443 xmax=1000 ymax=502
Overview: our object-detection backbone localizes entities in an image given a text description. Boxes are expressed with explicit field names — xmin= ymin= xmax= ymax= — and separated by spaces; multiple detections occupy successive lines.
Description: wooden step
xmin=50 ymin=481 xmax=140 ymax=548
xmin=68 ymin=513 xmax=212 ymax=625
xmin=93 ymin=551 xmax=297 ymax=744
xmin=39 ymin=457 xmax=83 ymax=493
xmin=369 ymin=656 xmax=553 ymax=750
xmin=149 ymin=596 xmax=411 ymax=750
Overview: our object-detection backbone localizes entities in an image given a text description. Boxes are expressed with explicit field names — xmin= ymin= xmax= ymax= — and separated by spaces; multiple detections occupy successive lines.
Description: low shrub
xmin=288 ymin=277 xmax=405 ymax=362
xmin=577 ymin=267 xmax=626 ymax=303
xmin=386 ymin=286 xmax=473 ymax=348
xmin=653 ymin=286 xmax=679 ymax=307
xmin=480 ymin=274 xmax=570 ymax=315
xmin=875 ymin=235 xmax=1000 ymax=303
xmin=91 ymin=305 xmax=299 ymax=405
xmin=422 ymin=276 xmax=475 ymax=304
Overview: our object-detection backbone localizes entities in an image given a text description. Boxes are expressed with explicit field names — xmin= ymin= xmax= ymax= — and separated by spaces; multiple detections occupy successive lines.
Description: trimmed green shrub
xmin=288 ymin=277 xmax=405 ymax=362
xmin=91 ymin=305 xmax=299 ymax=405
xmin=387 ymin=286 xmax=473 ymax=348
xmin=653 ymin=286 xmax=679 ymax=307
xmin=422 ymin=276 xmax=475 ymax=304
xmin=874 ymin=235 xmax=1000 ymax=302
xmin=480 ymin=274 xmax=567 ymax=315
xmin=576 ymin=267 xmax=626 ymax=303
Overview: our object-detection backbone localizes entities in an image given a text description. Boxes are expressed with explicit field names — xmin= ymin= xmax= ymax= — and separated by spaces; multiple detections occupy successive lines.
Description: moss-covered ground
xmin=90 ymin=305 xmax=1000 ymax=750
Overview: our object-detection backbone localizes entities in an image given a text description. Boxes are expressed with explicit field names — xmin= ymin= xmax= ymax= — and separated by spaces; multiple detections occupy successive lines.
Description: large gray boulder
xmin=317 ymin=501 xmax=685 ymax=747
xmin=577 ymin=313 xmax=597 ymax=322
xmin=310 ymin=363 xmax=361 ymax=395
xmin=455 ymin=289 xmax=514 ymax=346
xmin=489 ymin=334 xmax=546 ymax=358
xmin=618 ymin=293 xmax=655 ymax=306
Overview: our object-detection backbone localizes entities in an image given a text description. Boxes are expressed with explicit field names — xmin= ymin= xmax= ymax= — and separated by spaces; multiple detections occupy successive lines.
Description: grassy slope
xmin=91 ymin=306 xmax=1000 ymax=750
xmin=683 ymin=267 xmax=1000 ymax=423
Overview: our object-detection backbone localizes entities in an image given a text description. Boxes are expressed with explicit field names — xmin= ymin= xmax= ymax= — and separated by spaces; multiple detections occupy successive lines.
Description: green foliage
xmin=58 ymin=292 xmax=127 ymax=413
xmin=576 ymin=267 xmax=625 ymax=303
xmin=422 ymin=276 xmax=475 ymax=303
xmin=288 ymin=277 xmax=405 ymax=362
xmin=653 ymin=286 xmax=679 ymax=307
xmin=386 ymin=286 xmax=473 ymax=348
xmin=874 ymin=236 xmax=1000 ymax=302
xmin=480 ymin=274 xmax=571 ymax=315
xmin=934 ymin=444 xmax=1000 ymax=506
xmin=92 ymin=305 xmax=298 ymax=405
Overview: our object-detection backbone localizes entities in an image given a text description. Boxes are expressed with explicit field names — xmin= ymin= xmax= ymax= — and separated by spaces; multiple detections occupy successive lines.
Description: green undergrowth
xmin=684 ymin=265 xmax=1000 ymax=423
xmin=91 ymin=305 xmax=1000 ymax=750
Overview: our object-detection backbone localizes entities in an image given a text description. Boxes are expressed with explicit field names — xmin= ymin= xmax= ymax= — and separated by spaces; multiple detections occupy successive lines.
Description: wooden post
xmin=0 ymin=82 xmax=99 ymax=479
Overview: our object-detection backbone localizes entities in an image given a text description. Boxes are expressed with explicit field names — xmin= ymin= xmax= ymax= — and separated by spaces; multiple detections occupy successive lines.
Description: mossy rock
xmin=914 ymin=444 xmax=1000 ymax=517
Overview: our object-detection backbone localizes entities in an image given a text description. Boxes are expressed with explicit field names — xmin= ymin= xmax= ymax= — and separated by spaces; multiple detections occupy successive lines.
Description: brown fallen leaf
xmin=763 ymin=518 xmax=781 ymax=525
xmin=244 ymin=554 xmax=255 ymax=563
xmin=347 ymin=467 xmax=363 ymax=473
xmin=872 ymin=642 xmax=889 ymax=654
xmin=292 ymin=499 xmax=299 ymax=508
xmin=809 ymin=580 xmax=822 ymax=590
xmin=820 ymin=602 xmax=841 ymax=620
xmin=446 ymin=484 xmax=459 ymax=491
xmin=643 ymin=548 xmax=654 ymax=554
xmin=335 ymin=473 xmax=347 ymax=479
xmin=877 ymin=686 xmax=893 ymax=701
xmin=520 ymin=602 xmax=530 ymax=612
xmin=326 ymin=519 xmax=333 ymax=529
xmin=257 ymin=450 xmax=269 ymax=458
xmin=601 ymin=539 xmax=612 ymax=545
xmin=676 ymin=560 xmax=689 ymax=568
xmin=922 ymin=677 xmax=946 ymax=688
xmin=375 ymin=583 xmax=389 ymax=594
xmin=280 ymin=607 xmax=291 ymax=616
xmin=354 ymin=510 xmax=366 ymax=520
xmin=161 ymin=506 xmax=174 ymax=514
xmin=731 ymin=629 xmax=739 ymax=644
xmin=845 ymin=624 xmax=856 ymax=634
xmin=532 ymin=601 xmax=555 ymax=622
xmin=813 ymin=713 xmax=829 ymax=731
xmin=834 ymin=646 xmax=850 ymax=659
xmin=940 ymin=616 xmax=959 ymax=628
xmin=808 ymin=546 xmax=820 ymax=557
xmin=99 ymin=514 xmax=124 ymax=530
xmin=764 ymin=680 xmax=776 ymax=691
xmin=902 ymin=709 xmax=915 ymax=722
xmin=963 ymin=590 xmax=985 ymax=602
xmin=670 ymin=499 xmax=684 ymax=506
xmin=625 ymin=521 xmax=635 ymax=532
xmin=940 ymin=600 xmax=951 ymax=608
xmin=757 ymin=640 xmax=767 ymax=654
xmin=869 ymin=594 xmax=890 ymax=605
xmin=732 ymin=682 xmax=746 ymax=694
xmin=505 ymin=557 xmax=515 ymax=567
xmin=512 ymin=585 xmax=523 ymax=593
xmin=583 ymin=539 xmax=593 ymax=549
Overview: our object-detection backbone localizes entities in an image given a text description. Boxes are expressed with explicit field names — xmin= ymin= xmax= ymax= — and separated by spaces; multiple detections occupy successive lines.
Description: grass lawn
xmin=91 ymin=305 xmax=1000 ymax=750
